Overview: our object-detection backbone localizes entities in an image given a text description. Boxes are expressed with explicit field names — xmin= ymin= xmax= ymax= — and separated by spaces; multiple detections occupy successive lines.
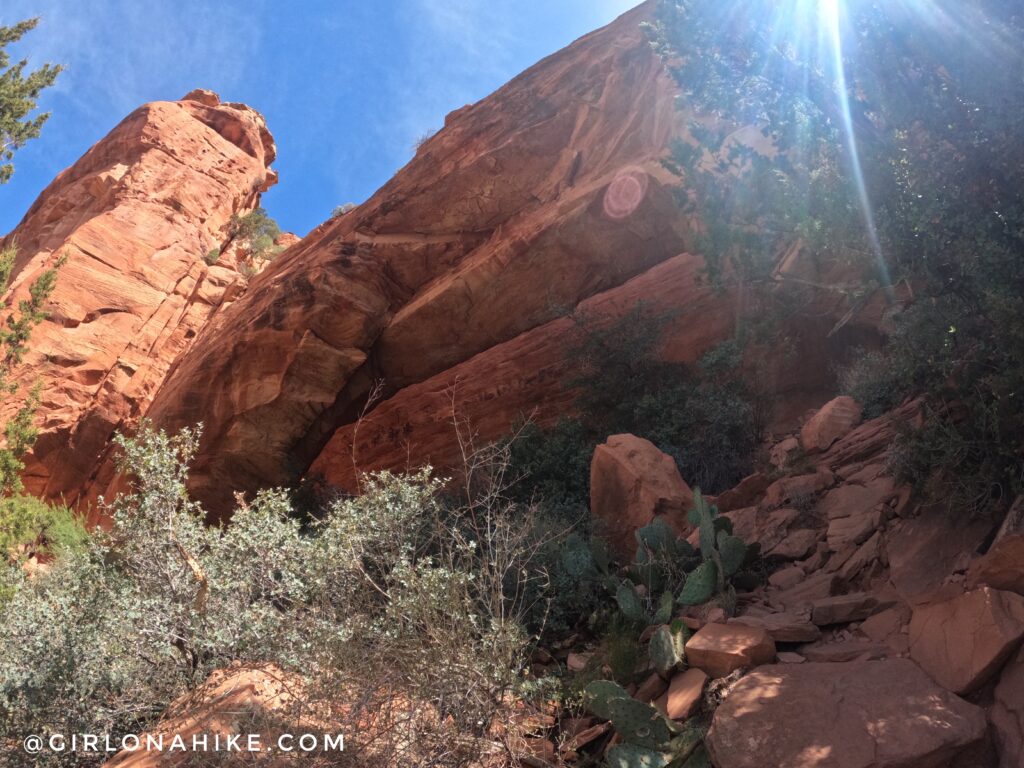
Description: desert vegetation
xmin=645 ymin=0 xmax=1024 ymax=520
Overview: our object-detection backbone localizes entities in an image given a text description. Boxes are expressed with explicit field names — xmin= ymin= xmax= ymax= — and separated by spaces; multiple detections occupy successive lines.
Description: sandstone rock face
xmin=138 ymin=2 xmax=706 ymax=514
xmin=909 ymin=587 xmax=1024 ymax=694
xmin=800 ymin=395 xmax=862 ymax=452
xmin=968 ymin=534 xmax=1024 ymax=596
xmin=684 ymin=623 xmax=775 ymax=678
xmin=120 ymin=2 xmax=872 ymax=515
xmin=706 ymin=660 xmax=987 ymax=768
xmin=309 ymin=252 xmax=732 ymax=494
xmin=1 ymin=90 xmax=276 ymax=511
xmin=588 ymin=434 xmax=692 ymax=559
xmin=992 ymin=645 xmax=1024 ymax=768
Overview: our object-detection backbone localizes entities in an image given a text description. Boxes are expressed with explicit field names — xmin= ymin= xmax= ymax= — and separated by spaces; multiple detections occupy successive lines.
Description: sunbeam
xmin=819 ymin=0 xmax=893 ymax=294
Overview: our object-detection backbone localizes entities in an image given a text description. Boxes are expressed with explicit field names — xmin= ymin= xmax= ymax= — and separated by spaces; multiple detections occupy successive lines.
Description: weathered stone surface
xmin=909 ymin=586 xmax=1024 ymax=694
xmin=310 ymin=253 xmax=732 ymax=495
xmin=811 ymin=592 xmax=895 ymax=626
xmin=769 ymin=436 xmax=800 ymax=469
xmin=655 ymin=668 xmax=707 ymax=721
xmin=769 ymin=565 xmax=805 ymax=590
xmin=716 ymin=472 xmax=770 ymax=512
xmin=992 ymin=645 xmax=1024 ymax=768
xmin=799 ymin=639 xmax=890 ymax=663
xmin=684 ymin=623 xmax=775 ymax=678
xmin=763 ymin=470 xmax=834 ymax=509
xmin=730 ymin=612 xmax=821 ymax=643
xmin=706 ymin=660 xmax=987 ymax=768
xmin=141 ymin=3 xmax=708 ymax=514
xmin=588 ymin=434 xmax=692 ymax=558
xmin=771 ymin=571 xmax=838 ymax=611
xmin=859 ymin=605 xmax=910 ymax=645
xmin=888 ymin=511 xmax=993 ymax=605
xmin=634 ymin=671 xmax=668 ymax=703
xmin=837 ymin=531 xmax=882 ymax=582
xmin=1 ymin=92 xmax=276 ymax=511
xmin=821 ymin=478 xmax=895 ymax=551
xmin=800 ymin=396 xmax=862 ymax=452
xmin=768 ymin=528 xmax=819 ymax=561
xmin=968 ymin=534 xmax=1024 ymax=596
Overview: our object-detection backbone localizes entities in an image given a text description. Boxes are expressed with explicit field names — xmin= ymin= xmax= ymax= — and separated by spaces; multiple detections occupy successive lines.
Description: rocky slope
xmin=0 ymin=89 xmax=277 ymax=515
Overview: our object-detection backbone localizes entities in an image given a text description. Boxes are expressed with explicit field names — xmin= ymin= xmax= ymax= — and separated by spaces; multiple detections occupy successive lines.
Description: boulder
xmin=769 ymin=436 xmax=800 ymax=469
xmin=763 ymin=470 xmax=834 ymax=508
xmin=800 ymin=396 xmax=863 ymax=452
xmin=730 ymin=612 xmax=821 ymax=643
xmin=655 ymin=668 xmax=707 ymax=720
xmin=768 ymin=528 xmax=819 ymax=561
xmin=771 ymin=571 xmax=839 ymax=611
xmin=811 ymin=592 xmax=895 ymax=626
xmin=992 ymin=645 xmax=1024 ymax=768
xmin=909 ymin=586 xmax=1024 ymax=694
xmin=967 ymin=534 xmax=1024 ymax=596
xmin=820 ymin=478 xmax=895 ymax=551
xmin=706 ymin=660 xmax=987 ymax=768
xmin=887 ymin=511 xmax=992 ymax=605
xmin=589 ymin=434 xmax=692 ymax=558
xmin=634 ymin=672 xmax=669 ymax=703
xmin=716 ymin=472 xmax=770 ymax=512
xmin=684 ymin=623 xmax=775 ymax=678
xmin=799 ymin=639 xmax=890 ymax=663
xmin=768 ymin=565 xmax=805 ymax=590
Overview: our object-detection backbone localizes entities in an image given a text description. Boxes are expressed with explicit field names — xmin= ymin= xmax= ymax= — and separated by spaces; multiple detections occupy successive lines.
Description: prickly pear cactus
xmin=648 ymin=625 xmax=681 ymax=676
xmin=653 ymin=589 xmax=674 ymax=624
xmin=677 ymin=560 xmax=718 ymax=606
xmin=717 ymin=530 xmax=748 ymax=577
xmin=606 ymin=743 xmax=670 ymax=768
xmin=616 ymin=581 xmax=647 ymax=622
xmin=607 ymin=697 xmax=672 ymax=749
xmin=583 ymin=679 xmax=631 ymax=720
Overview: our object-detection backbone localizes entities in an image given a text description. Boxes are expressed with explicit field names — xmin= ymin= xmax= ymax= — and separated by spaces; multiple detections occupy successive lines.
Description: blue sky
xmin=0 ymin=1 xmax=639 ymax=237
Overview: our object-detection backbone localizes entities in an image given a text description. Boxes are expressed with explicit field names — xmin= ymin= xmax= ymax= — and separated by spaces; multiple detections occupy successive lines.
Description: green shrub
xmin=643 ymin=0 xmax=1024 ymax=519
xmin=331 ymin=202 xmax=356 ymax=217
xmin=1 ymin=246 xmax=64 ymax=495
xmin=0 ymin=424 xmax=550 ymax=766
xmin=0 ymin=495 xmax=87 ymax=561
xmin=229 ymin=207 xmax=282 ymax=260
xmin=203 ymin=246 xmax=220 ymax=265
xmin=508 ymin=307 xmax=759 ymax=508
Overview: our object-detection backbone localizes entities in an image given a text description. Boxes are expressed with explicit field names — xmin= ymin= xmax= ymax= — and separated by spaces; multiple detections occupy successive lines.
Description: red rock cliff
xmin=9 ymin=3 xmax=890 ymax=515
xmin=122 ymin=3 xmax=886 ymax=512
xmin=0 ymin=89 xmax=277 ymax=510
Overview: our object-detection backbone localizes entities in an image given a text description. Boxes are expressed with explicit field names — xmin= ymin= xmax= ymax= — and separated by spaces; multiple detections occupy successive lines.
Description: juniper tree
xmin=1 ymin=18 xmax=62 ymax=185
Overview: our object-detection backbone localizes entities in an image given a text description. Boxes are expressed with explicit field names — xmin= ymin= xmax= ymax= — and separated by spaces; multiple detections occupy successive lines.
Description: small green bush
xmin=0 ymin=495 xmax=87 ymax=561
xmin=203 ymin=246 xmax=220 ymax=265
xmin=0 ymin=424 xmax=551 ymax=767
xmin=507 ymin=306 xmax=759 ymax=511
xmin=331 ymin=202 xmax=356 ymax=218
xmin=229 ymin=207 xmax=282 ymax=261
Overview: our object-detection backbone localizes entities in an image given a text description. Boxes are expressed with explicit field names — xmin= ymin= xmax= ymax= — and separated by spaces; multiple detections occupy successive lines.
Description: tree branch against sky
xmin=0 ymin=18 xmax=61 ymax=186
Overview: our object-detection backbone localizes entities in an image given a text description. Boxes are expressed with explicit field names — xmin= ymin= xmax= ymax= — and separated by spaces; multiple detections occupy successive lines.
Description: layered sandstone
xmin=139 ymin=2 xmax=884 ymax=514
xmin=1 ymin=89 xmax=277 ymax=511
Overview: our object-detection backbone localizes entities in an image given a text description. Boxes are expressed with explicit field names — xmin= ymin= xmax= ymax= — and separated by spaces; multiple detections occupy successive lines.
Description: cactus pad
xmin=607 ymin=697 xmax=673 ymax=749
xmin=677 ymin=560 xmax=718 ymax=606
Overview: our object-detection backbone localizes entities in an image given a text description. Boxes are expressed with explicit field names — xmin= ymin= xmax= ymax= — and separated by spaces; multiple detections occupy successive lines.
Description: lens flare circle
xmin=603 ymin=167 xmax=649 ymax=220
